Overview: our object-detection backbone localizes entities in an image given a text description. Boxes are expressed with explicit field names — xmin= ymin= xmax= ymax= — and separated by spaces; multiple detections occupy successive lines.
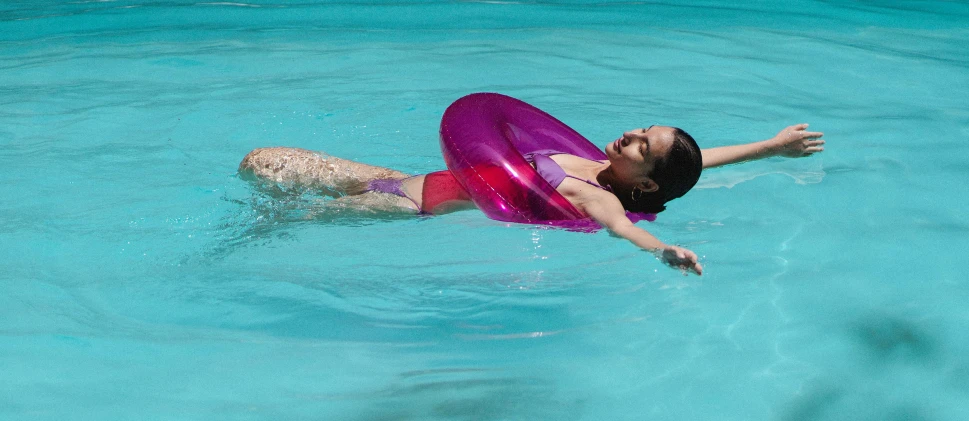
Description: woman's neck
xmin=594 ymin=162 xmax=621 ymax=191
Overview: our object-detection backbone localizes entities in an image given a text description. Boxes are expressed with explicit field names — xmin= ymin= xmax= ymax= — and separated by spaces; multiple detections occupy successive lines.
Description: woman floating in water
xmin=240 ymin=122 xmax=824 ymax=275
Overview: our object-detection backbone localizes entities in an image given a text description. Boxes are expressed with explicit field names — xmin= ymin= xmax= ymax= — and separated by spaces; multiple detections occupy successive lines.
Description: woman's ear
xmin=641 ymin=178 xmax=659 ymax=193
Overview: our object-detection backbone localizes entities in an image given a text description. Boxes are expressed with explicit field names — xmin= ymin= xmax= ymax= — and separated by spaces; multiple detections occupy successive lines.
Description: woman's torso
xmin=400 ymin=152 xmax=612 ymax=215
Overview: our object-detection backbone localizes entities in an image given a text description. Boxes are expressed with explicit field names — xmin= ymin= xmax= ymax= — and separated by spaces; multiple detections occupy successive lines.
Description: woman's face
xmin=605 ymin=125 xmax=677 ymax=183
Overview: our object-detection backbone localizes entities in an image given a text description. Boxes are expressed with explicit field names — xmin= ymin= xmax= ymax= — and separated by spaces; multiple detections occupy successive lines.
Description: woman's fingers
xmin=683 ymin=260 xmax=702 ymax=275
xmin=663 ymin=247 xmax=700 ymax=276
xmin=804 ymin=139 xmax=825 ymax=154
xmin=778 ymin=124 xmax=825 ymax=157
xmin=680 ymin=250 xmax=702 ymax=275
xmin=800 ymin=131 xmax=824 ymax=139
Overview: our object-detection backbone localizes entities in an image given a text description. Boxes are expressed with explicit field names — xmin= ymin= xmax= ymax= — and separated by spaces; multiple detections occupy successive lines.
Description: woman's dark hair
xmin=620 ymin=127 xmax=702 ymax=213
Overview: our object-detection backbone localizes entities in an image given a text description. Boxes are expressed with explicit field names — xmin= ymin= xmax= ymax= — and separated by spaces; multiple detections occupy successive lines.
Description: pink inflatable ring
xmin=439 ymin=93 xmax=655 ymax=231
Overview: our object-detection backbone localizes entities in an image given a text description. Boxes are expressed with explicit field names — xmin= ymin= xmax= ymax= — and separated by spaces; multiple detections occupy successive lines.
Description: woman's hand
xmin=769 ymin=123 xmax=825 ymax=158
xmin=701 ymin=124 xmax=825 ymax=169
xmin=660 ymin=246 xmax=703 ymax=275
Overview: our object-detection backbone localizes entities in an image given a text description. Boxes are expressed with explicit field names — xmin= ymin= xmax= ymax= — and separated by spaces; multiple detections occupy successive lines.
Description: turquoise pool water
xmin=2 ymin=1 xmax=968 ymax=419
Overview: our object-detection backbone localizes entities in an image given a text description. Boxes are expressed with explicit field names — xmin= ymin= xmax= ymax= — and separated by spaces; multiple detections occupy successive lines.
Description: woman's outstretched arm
xmin=701 ymin=124 xmax=825 ymax=169
xmin=580 ymin=191 xmax=702 ymax=275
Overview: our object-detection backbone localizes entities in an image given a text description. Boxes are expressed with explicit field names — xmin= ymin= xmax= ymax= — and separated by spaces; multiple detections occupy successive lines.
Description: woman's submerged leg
xmin=238 ymin=147 xmax=420 ymax=212
xmin=312 ymin=192 xmax=418 ymax=216
xmin=239 ymin=147 xmax=408 ymax=194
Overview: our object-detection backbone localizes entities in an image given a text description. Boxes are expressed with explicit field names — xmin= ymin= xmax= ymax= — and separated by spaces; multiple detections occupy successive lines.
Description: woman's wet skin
xmin=602 ymin=125 xmax=677 ymax=188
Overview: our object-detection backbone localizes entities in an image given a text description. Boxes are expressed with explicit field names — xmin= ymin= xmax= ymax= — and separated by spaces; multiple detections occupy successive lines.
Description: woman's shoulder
xmin=557 ymin=176 xmax=617 ymax=205
xmin=557 ymin=177 xmax=624 ymax=219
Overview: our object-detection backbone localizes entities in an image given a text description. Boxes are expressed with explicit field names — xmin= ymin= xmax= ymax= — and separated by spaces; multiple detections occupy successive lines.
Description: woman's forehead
xmin=648 ymin=126 xmax=677 ymax=143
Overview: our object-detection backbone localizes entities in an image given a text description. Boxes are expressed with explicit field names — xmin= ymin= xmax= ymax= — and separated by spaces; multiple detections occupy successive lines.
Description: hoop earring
xmin=631 ymin=187 xmax=644 ymax=201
